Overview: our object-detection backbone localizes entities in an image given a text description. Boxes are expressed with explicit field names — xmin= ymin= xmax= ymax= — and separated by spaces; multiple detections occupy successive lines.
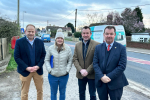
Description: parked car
xmin=41 ymin=34 xmax=51 ymax=42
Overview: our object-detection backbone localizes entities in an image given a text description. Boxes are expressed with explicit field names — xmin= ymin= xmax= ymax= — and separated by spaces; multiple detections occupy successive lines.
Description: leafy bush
xmin=74 ymin=32 xmax=81 ymax=38
xmin=0 ymin=18 xmax=20 ymax=42
xmin=51 ymin=30 xmax=57 ymax=37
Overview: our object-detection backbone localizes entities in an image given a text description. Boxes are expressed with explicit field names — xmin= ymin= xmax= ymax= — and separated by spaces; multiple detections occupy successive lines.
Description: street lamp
xmin=23 ymin=11 xmax=26 ymax=29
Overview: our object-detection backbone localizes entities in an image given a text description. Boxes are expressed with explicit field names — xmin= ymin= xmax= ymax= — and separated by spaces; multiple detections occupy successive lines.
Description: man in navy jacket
xmin=93 ymin=26 xmax=128 ymax=100
xmin=14 ymin=24 xmax=46 ymax=100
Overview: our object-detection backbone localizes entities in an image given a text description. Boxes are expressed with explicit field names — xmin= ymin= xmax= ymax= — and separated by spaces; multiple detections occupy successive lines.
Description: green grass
xmin=6 ymin=44 xmax=17 ymax=71
xmin=65 ymin=37 xmax=72 ymax=41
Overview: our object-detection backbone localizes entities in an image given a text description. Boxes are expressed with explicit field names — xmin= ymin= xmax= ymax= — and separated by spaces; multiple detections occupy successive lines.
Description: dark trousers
xmin=78 ymin=77 xmax=96 ymax=100
xmin=97 ymin=83 xmax=123 ymax=100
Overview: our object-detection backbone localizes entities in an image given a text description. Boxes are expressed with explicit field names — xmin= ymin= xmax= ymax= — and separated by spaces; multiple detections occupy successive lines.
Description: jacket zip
xmin=58 ymin=51 xmax=60 ymax=72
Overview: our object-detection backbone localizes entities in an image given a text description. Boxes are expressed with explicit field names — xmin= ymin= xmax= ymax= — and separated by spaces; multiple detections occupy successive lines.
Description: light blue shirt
xmin=83 ymin=41 xmax=88 ymax=46
xmin=26 ymin=36 xmax=35 ymax=46
xmin=105 ymin=41 xmax=114 ymax=50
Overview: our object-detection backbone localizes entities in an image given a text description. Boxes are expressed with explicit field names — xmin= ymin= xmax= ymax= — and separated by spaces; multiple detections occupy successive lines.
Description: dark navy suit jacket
xmin=93 ymin=41 xmax=128 ymax=90
xmin=14 ymin=37 xmax=46 ymax=77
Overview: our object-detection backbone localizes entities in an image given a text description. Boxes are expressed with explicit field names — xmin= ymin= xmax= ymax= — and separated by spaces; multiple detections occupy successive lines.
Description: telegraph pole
xmin=17 ymin=0 xmax=20 ymax=27
xmin=47 ymin=20 xmax=49 ymax=33
xmin=47 ymin=20 xmax=49 ymax=27
xmin=75 ymin=9 xmax=77 ymax=33
xmin=23 ymin=11 xmax=26 ymax=29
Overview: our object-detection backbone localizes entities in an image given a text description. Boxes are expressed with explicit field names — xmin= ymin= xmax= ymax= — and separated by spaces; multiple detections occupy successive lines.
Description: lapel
xmin=34 ymin=38 xmax=37 ymax=59
xmin=79 ymin=42 xmax=83 ymax=60
xmin=102 ymin=43 xmax=106 ymax=67
xmin=106 ymin=41 xmax=117 ymax=67
xmin=86 ymin=40 xmax=92 ymax=58
xmin=22 ymin=37 xmax=30 ymax=59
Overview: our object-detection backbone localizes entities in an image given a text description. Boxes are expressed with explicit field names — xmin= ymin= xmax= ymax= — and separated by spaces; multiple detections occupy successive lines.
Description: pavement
xmin=4 ymin=42 xmax=150 ymax=100
xmin=26 ymin=64 xmax=150 ymax=100
xmin=53 ymin=40 xmax=150 ymax=99
xmin=126 ymin=47 xmax=150 ymax=55
xmin=26 ymin=46 xmax=149 ymax=100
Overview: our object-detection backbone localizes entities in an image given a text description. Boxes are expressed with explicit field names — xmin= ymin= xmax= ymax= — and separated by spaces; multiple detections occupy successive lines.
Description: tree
xmin=65 ymin=23 xmax=75 ymax=33
xmin=106 ymin=12 xmax=123 ymax=25
xmin=86 ymin=13 xmax=106 ymax=24
xmin=0 ymin=17 xmax=20 ymax=42
xmin=37 ymin=28 xmax=40 ymax=31
xmin=133 ymin=6 xmax=145 ymax=32
xmin=113 ymin=12 xmax=123 ymax=25
xmin=121 ymin=8 xmax=145 ymax=35
xmin=86 ymin=13 xmax=106 ymax=26
xmin=133 ymin=6 xmax=143 ymax=22
xmin=51 ymin=30 xmax=57 ymax=37
xmin=106 ymin=8 xmax=145 ymax=36
xmin=107 ymin=12 xmax=113 ymax=25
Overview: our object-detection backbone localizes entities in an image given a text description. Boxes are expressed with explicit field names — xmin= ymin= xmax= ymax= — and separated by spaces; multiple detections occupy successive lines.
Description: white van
xmin=90 ymin=25 xmax=126 ymax=46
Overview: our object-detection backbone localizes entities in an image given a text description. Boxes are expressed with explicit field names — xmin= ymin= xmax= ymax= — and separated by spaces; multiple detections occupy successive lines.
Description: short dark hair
xmin=26 ymin=24 xmax=35 ymax=30
xmin=104 ymin=26 xmax=116 ymax=33
xmin=82 ymin=26 xmax=91 ymax=33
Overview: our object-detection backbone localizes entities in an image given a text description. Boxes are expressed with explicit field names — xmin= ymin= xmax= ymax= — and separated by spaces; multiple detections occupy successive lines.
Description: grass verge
xmin=65 ymin=37 xmax=72 ymax=41
xmin=6 ymin=44 xmax=17 ymax=71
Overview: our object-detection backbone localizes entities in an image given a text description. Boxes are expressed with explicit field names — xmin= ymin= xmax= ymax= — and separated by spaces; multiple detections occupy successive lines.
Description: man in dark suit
xmin=93 ymin=26 xmax=128 ymax=100
xmin=14 ymin=24 xmax=46 ymax=100
xmin=73 ymin=26 xmax=99 ymax=100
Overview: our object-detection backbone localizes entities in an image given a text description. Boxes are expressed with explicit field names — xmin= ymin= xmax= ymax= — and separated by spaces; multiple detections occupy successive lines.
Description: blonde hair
xmin=55 ymin=41 xmax=65 ymax=50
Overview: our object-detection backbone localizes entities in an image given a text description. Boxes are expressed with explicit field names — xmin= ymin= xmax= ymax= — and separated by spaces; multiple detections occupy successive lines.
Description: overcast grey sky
xmin=0 ymin=0 xmax=150 ymax=29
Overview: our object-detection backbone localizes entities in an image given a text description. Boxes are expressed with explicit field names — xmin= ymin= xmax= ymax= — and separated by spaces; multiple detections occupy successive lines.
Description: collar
xmin=105 ymin=41 xmax=114 ymax=48
xmin=54 ymin=43 xmax=65 ymax=50
xmin=26 ymin=36 xmax=35 ymax=42
xmin=82 ymin=39 xmax=91 ymax=45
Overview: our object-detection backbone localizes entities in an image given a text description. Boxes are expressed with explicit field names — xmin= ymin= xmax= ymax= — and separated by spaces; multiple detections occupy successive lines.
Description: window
xmin=44 ymin=35 xmax=50 ymax=37
xmin=144 ymin=38 xmax=147 ymax=42
xmin=139 ymin=38 xmax=144 ymax=42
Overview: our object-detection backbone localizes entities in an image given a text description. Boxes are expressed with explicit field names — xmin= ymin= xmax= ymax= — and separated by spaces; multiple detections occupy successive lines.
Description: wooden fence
xmin=0 ymin=38 xmax=9 ymax=61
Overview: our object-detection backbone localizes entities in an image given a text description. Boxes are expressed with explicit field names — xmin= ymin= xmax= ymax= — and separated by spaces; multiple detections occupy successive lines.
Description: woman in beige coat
xmin=44 ymin=31 xmax=72 ymax=100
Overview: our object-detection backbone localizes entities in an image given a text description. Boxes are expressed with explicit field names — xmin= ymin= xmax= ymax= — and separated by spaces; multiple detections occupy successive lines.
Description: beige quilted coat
xmin=44 ymin=44 xmax=72 ymax=77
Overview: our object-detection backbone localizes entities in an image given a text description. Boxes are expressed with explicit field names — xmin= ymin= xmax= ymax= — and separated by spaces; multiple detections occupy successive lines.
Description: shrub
xmin=51 ymin=30 xmax=57 ymax=37
xmin=0 ymin=18 xmax=20 ymax=42
xmin=74 ymin=32 xmax=81 ymax=38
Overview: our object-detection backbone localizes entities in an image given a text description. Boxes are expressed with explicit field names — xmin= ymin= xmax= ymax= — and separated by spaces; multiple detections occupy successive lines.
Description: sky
xmin=0 ymin=0 xmax=150 ymax=30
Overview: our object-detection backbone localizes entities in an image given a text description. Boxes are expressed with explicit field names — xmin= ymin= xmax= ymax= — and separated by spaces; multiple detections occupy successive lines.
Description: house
xmin=46 ymin=25 xmax=72 ymax=37
xmin=131 ymin=33 xmax=150 ymax=42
